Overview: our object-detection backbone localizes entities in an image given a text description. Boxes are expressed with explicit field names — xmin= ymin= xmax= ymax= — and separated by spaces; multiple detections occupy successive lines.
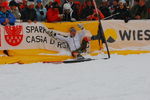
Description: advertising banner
xmin=0 ymin=23 xmax=67 ymax=51
xmin=101 ymin=20 xmax=150 ymax=51
xmin=0 ymin=21 xmax=100 ymax=52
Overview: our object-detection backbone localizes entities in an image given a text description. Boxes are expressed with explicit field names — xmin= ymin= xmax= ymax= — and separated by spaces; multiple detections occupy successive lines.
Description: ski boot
xmin=77 ymin=54 xmax=84 ymax=60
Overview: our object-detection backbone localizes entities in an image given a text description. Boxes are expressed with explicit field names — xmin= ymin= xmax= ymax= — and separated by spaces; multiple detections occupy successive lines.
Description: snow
xmin=0 ymin=54 xmax=150 ymax=100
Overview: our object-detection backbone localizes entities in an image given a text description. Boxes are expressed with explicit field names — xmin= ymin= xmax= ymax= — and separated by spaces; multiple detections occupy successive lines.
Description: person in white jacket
xmin=54 ymin=24 xmax=91 ymax=59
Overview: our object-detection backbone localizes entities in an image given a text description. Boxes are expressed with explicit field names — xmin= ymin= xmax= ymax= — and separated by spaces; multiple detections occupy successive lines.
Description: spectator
xmin=0 ymin=1 xmax=16 ymax=56
xmin=99 ymin=0 xmax=111 ymax=18
xmin=63 ymin=0 xmax=75 ymax=8
xmin=45 ymin=1 xmax=53 ymax=10
xmin=20 ymin=1 xmax=37 ymax=23
xmin=55 ymin=0 xmax=62 ymax=5
xmin=17 ymin=2 xmax=24 ymax=12
xmin=113 ymin=0 xmax=130 ymax=22
xmin=131 ymin=0 xmax=149 ymax=19
xmin=46 ymin=1 xmax=62 ymax=13
xmin=46 ymin=2 xmax=63 ymax=22
xmin=0 ymin=1 xmax=16 ymax=26
xmin=80 ymin=0 xmax=95 ymax=20
xmin=130 ymin=0 xmax=139 ymax=16
xmin=35 ymin=0 xmax=47 ymax=22
xmin=62 ymin=0 xmax=75 ymax=13
xmin=62 ymin=3 xmax=76 ymax=21
xmin=9 ymin=0 xmax=21 ymax=20
xmin=72 ymin=1 xmax=82 ymax=21
xmin=22 ymin=0 xmax=27 ymax=9
xmin=109 ymin=0 xmax=119 ymax=14
xmin=87 ymin=9 xmax=105 ymax=20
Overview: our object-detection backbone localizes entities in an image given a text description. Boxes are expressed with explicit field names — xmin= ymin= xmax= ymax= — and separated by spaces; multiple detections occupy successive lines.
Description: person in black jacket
xmin=99 ymin=0 xmax=111 ymax=18
xmin=72 ymin=1 xmax=81 ymax=21
xmin=20 ymin=1 xmax=37 ymax=22
xmin=62 ymin=3 xmax=76 ymax=21
xmin=113 ymin=1 xmax=130 ymax=22
xmin=80 ymin=0 xmax=95 ymax=20
xmin=131 ymin=0 xmax=149 ymax=19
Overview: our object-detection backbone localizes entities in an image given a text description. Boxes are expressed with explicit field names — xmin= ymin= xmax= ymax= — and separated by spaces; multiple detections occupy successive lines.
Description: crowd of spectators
xmin=0 ymin=0 xmax=150 ymax=25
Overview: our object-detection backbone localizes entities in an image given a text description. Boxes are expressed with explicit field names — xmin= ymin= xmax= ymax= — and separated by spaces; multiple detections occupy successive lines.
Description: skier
xmin=54 ymin=24 xmax=91 ymax=59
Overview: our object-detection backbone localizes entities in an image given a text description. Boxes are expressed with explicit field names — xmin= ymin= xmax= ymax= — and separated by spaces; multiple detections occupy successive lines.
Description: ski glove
xmin=53 ymin=33 xmax=56 ymax=36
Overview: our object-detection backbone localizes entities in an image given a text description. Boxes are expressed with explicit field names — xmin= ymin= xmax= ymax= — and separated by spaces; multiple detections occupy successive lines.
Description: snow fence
xmin=0 ymin=20 xmax=150 ymax=64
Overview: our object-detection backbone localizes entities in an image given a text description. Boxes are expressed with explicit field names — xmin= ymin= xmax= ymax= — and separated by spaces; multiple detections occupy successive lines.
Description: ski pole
xmin=103 ymin=13 xmax=120 ymax=20
xmin=92 ymin=0 xmax=110 ymax=59
xmin=79 ymin=13 xmax=120 ymax=25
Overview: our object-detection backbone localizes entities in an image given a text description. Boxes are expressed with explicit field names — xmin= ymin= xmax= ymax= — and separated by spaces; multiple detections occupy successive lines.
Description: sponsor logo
xmin=25 ymin=25 xmax=69 ymax=49
xmin=104 ymin=29 xmax=150 ymax=43
xmin=4 ymin=25 xmax=23 ymax=46
xmin=118 ymin=30 xmax=150 ymax=41
xmin=104 ymin=29 xmax=117 ymax=43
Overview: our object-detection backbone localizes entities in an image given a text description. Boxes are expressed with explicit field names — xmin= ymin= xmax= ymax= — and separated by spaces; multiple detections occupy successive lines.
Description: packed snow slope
xmin=0 ymin=54 xmax=150 ymax=100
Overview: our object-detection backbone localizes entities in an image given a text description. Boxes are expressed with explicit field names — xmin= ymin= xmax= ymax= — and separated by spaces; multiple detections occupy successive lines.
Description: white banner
xmin=101 ymin=20 xmax=150 ymax=50
xmin=0 ymin=23 xmax=69 ymax=51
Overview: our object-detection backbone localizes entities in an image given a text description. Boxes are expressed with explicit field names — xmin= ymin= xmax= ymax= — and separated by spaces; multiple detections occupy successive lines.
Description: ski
xmin=63 ymin=58 xmax=95 ymax=63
